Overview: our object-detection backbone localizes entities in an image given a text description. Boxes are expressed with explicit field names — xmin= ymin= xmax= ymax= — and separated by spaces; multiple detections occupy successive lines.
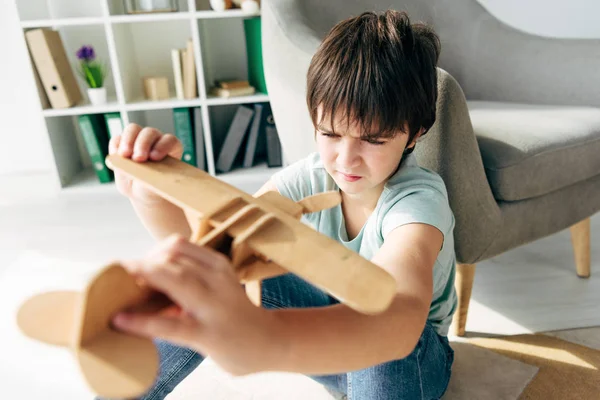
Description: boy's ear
xmin=406 ymin=127 xmax=426 ymax=150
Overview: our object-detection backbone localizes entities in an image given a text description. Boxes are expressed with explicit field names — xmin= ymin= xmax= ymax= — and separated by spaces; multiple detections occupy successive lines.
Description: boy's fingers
xmin=149 ymin=134 xmax=183 ymax=161
xmin=132 ymin=127 xmax=162 ymax=162
xmin=137 ymin=261 xmax=210 ymax=314
xmin=112 ymin=313 xmax=200 ymax=348
xmin=119 ymin=123 xmax=143 ymax=157
xmin=108 ymin=135 xmax=121 ymax=155
xmin=160 ymin=234 xmax=230 ymax=271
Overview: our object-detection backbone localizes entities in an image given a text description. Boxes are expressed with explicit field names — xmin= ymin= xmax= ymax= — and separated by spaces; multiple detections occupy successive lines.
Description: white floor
xmin=1 ymin=187 xmax=599 ymax=399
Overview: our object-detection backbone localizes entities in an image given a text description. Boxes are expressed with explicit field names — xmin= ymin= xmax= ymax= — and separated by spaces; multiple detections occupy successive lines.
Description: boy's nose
xmin=337 ymin=141 xmax=361 ymax=170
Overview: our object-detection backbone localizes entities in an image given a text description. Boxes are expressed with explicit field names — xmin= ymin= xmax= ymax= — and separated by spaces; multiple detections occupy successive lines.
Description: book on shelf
xmin=243 ymin=103 xmax=270 ymax=168
xmin=171 ymin=38 xmax=197 ymax=100
xmin=265 ymin=124 xmax=283 ymax=168
xmin=173 ymin=108 xmax=196 ymax=166
xmin=244 ymin=17 xmax=268 ymax=94
xmin=215 ymin=80 xmax=250 ymax=90
xmin=25 ymin=28 xmax=82 ymax=109
xmin=216 ymin=105 xmax=255 ymax=173
xmin=182 ymin=38 xmax=197 ymax=99
xmin=192 ymin=107 xmax=206 ymax=171
xmin=77 ymin=114 xmax=113 ymax=184
xmin=103 ymin=112 xmax=123 ymax=139
xmin=210 ymin=85 xmax=255 ymax=98
xmin=27 ymin=45 xmax=51 ymax=110
xmin=171 ymin=48 xmax=184 ymax=100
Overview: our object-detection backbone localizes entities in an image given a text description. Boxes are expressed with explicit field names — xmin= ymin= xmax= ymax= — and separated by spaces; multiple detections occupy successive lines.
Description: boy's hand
xmin=110 ymin=123 xmax=184 ymax=205
xmin=111 ymin=234 xmax=284 ymax=376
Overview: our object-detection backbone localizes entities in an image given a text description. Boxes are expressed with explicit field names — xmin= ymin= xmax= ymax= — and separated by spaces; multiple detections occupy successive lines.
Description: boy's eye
xmin=365 ymin=139 xmax=386 ymax=145
xmin=321 ymin=132 xmax=339 ymax=138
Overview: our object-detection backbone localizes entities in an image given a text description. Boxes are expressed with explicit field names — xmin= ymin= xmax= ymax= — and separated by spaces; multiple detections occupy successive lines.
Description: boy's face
xmin=315 ymin=108 xmax=416 ymax=198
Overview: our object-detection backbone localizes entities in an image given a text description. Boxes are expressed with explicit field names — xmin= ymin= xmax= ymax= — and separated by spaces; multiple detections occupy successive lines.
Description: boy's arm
xmin=130 ymin=179 xmax=279 ymax=241
xmin=267 ymin=223 xmax=441 ymax=375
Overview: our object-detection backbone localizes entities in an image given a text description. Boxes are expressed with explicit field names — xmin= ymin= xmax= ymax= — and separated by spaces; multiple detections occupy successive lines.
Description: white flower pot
xmin=210 ymin=0 xmax=226 ymax=11
xmin=87 ymin=87 xmax=107 ymax=105
xmin=241 ymin=0 xmax=260 ymax=14
xmin=241 ymin=0 xmax=259 ymax=13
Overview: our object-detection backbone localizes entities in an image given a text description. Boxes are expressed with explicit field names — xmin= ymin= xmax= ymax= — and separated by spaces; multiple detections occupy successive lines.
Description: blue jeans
xmin=102 ymin=274 xmax=454 ymax=400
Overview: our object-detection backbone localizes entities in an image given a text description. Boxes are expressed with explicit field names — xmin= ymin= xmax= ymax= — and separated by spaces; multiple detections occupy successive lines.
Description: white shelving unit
xmin=15 ymin=0 xmax=282 ymax=195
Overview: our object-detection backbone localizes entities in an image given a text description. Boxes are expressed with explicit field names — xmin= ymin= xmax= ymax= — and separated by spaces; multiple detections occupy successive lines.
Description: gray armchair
xmin=261 ymin=0 xmax=600 ymax=336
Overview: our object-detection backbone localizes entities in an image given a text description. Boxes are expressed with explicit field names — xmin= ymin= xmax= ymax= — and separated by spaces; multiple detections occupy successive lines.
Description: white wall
xmin=0 ymin=0 xmax=599 ymax=178
xmin=478 ymin=0 xmax=600 ymax=38
xmin=0 ymin=0 xmax=54 ymax=176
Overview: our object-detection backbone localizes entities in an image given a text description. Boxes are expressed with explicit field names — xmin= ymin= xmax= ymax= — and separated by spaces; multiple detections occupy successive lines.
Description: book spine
xmin=173 ymin=107 xmax=196 ymax=166
xmin=193 ymin=107 xmax=206 ymax=171
xmin=103 ymin=112 xmax=123 ymax=139
xmin=265 ymin=126 xmax=282 ymax=168
xmin=171 ymin=49 xmax=184 ymax=100
xmin=216 ymin=105 xmax=255 ymax=173
xmin=77 ymin=114 xmax=113 ymax=183
xmin=183 ymin=39 xmax=197 ymax=99
xmin=244 ymin=18 xmax=268 ymax=94
xmin=243 ymin=103 xmax=264 ymax=168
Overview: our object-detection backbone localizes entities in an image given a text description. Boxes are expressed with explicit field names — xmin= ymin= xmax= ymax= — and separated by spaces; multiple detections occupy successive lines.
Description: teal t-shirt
xmin=272 ymin=152 xmax=457 ymax=336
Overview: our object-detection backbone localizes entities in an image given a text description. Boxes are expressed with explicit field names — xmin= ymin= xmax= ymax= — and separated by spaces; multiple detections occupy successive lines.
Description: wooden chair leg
xmin=570 ymin=218 xmax=591 ymax=278
xmin=452 ymin=263 xmax=476 ymax=337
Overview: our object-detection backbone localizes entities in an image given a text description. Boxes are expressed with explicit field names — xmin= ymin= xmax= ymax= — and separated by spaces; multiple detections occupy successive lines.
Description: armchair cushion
xmin=468 ymin=101 xmax=600 ymax=201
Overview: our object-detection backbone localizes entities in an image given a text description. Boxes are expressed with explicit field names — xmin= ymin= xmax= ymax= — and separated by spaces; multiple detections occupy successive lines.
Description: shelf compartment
xmin=112 ymin=20 xmax=197 ymax=104
xmin=198 ymin=17 xmax=251 ymax=98
xmin=26 ymin=24 xmax=119 ymax=116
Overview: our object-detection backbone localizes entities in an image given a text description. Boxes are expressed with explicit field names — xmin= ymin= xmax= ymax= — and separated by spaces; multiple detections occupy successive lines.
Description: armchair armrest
xmin=438 ymin=0 xmax=600 ymax=107
xmin=415 ymin=69 xmax=502 ymax=264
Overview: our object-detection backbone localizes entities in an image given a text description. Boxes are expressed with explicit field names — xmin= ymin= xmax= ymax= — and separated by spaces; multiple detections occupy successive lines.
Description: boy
xmin=106 ymin=10 xmax=456 ymax=400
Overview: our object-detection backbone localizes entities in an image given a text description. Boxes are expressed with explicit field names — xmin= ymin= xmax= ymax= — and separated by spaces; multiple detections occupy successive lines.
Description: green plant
xmin=75 ymin=45 xmax=108 ymax=88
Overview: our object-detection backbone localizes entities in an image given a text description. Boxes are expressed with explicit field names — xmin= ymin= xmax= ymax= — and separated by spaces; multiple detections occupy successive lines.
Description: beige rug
xmin=2 ymin=251 xmax=599 ymax=399
xmin=445 ymin=328 xmax=600 ymax=400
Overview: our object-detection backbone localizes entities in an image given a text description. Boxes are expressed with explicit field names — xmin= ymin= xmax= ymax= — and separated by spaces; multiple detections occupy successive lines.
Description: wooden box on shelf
xmin=143 ymin=76 xmax=169 ymax=100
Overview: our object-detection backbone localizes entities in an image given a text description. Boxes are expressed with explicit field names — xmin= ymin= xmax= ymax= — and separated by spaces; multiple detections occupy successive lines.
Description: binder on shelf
xmin=171 ymin=48 xmax=184 ymax=100
xmin=77 ymin=114 xmax=113 ymax=183
xmin=173 ymin=107 xmax=196 ymax=166
xmin=216 ymin=105 xmax=255 ymax=173
xmin=243 ymin=103 xmax=269 ymax=168
xmin=244 ymin=17 xmax=267 ymax=94
xmin=193 ymin=107 xmax=206 ymax=171
xmin=182 ymin=38 xmax=197 ymax=99
xmin=104 ymin=112 xmax=123 ymax=139
xmin=28 ymin=48 xmax=51 ymax=110
xmin=25 ymin=28 xmax=83 ymax=109
xmin=265 ymin=125 xmax=283 ymax=168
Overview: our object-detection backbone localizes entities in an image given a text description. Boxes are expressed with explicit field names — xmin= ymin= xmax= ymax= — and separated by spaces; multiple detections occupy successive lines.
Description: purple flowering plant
xmin=75 ymin=45 xmax=108 ymax=88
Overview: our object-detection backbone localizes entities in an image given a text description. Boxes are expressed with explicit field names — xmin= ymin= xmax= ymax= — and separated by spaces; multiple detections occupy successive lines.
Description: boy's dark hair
xmin=306 ymin=10 xmax=441 ymax=153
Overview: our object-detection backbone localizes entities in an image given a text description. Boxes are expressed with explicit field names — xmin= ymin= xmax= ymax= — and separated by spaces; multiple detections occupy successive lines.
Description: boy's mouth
xmin=338 ymin=172 xmax=362 ymax=182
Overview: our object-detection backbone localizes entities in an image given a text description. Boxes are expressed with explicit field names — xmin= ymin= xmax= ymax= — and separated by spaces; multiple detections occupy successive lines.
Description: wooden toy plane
xmin=16 ymin=155 xmax=397 ymax=398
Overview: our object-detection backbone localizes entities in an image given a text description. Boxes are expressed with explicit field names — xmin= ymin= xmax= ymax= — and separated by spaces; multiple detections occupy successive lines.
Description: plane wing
xmin=106 ymin=155 xmax=396 ymax=314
